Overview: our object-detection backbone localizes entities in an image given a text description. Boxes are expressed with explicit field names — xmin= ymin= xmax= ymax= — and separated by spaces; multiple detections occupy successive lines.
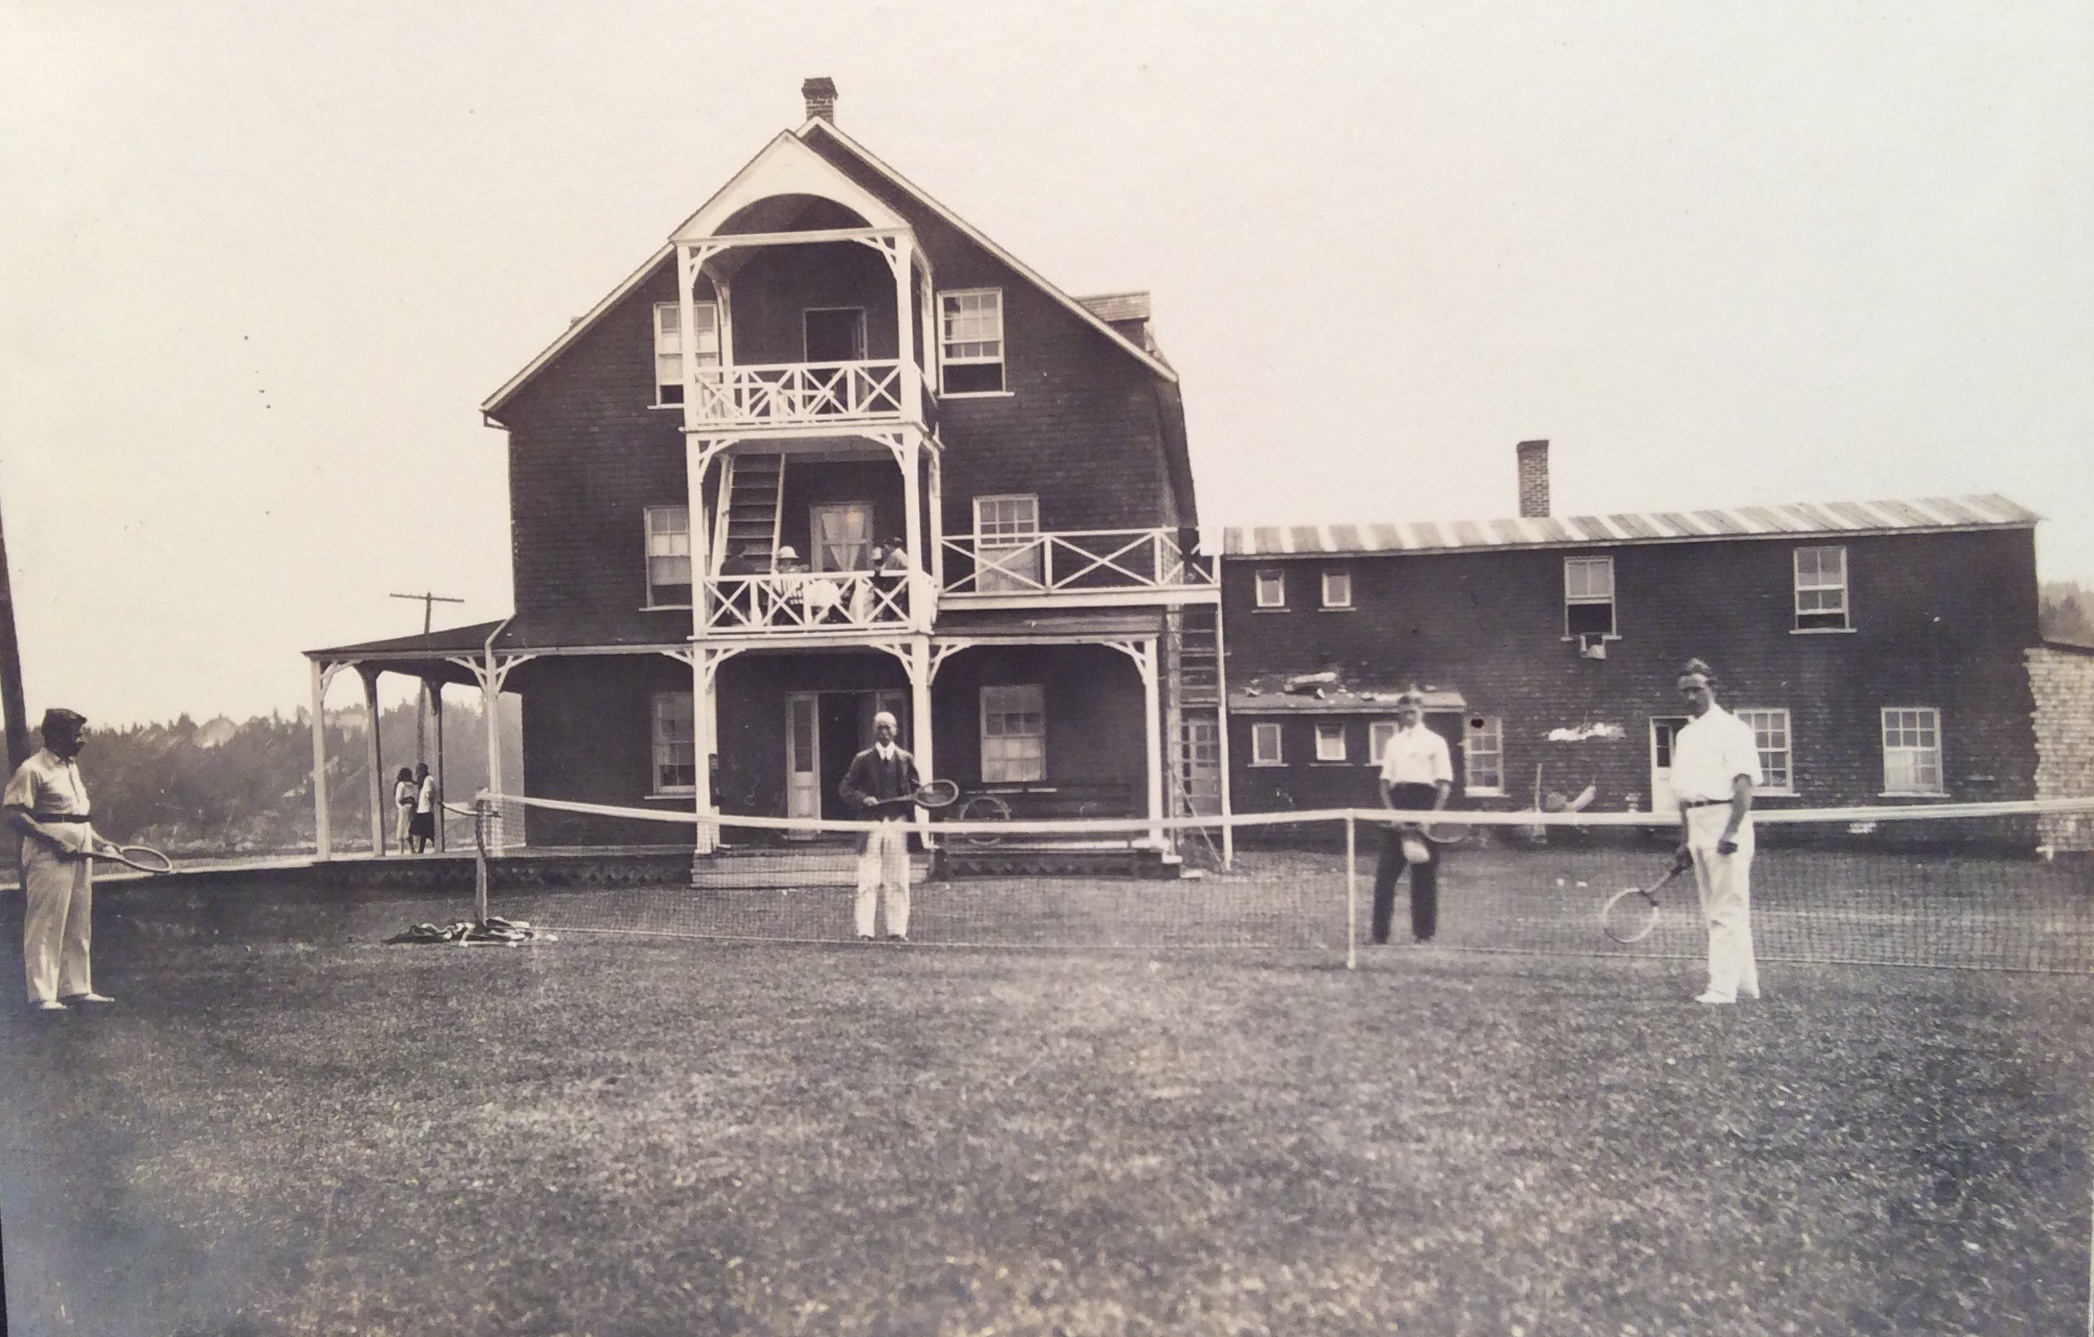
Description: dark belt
xmin=25 ymin=812 xmax=91 ymax=823
xmin=1678 ymin=798 xmax=1728 ymax=809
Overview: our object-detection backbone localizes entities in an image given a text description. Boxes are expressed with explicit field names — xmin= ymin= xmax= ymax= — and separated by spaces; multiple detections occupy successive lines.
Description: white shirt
xmin=1670 ymin=704 xmax=1763 ymax=802
xmin=1378 ymin=723 xmax=1453 ymax=788
xmin=416 ymin=775 xmax=438 ymax=814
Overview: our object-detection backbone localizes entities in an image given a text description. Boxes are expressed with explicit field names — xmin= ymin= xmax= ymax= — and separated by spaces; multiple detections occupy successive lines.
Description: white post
xmin=693 ymin=652 xmax=718 ymax=857
xmin=892 ymin=234 xmax=919 ymax=423
xmin=927 ymin=443 xmax=945 ymax=593
xmin=360 ymin=666 xmax=385 ymax=857
xmin=481 ymin=655 xmax=505 ymax=856
xmin=900 ymin=434 xmax=926 ymax=632
xmin=1141 ymin=637 xmax=1164 ymax=849
xmin=309 ymin=660 xmax=331 ymax=859
xmin=430 ymin=679 xmax=447 ymax=853
xmin=909 ymin=636 xmax=935 ymax=842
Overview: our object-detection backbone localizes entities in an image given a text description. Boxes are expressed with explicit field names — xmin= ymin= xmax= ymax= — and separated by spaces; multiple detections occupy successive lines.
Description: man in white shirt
xmin=5 ymin=708 xmax=113 ymax=1011
xmin=1670 ymin=658 xmax=1764 ymax=1003
xmin=838 ymin=711 xmax=920 ymax=941
xmin=1371 ymin=691 xmax=1454 ymax=944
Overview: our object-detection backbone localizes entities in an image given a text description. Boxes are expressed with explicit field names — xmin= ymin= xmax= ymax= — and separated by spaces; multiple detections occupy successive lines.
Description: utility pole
xmin=0 ymin=485 xmax=31 ymax=771
xmin=390 ymin=591 xmax=464 ymax=765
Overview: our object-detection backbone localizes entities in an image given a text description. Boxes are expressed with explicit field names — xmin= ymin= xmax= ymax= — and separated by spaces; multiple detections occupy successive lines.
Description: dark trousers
xmin=1372 ymin=784 xmax=1442 ymax=942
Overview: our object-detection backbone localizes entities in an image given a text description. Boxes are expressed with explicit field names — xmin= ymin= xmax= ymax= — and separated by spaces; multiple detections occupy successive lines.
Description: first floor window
xmin=1369 ymin=721 xmax=1397 ymax=765
xmin=1463 ymin=716 xmax=1504 ymax=794
xmin=652 ymin=692 xmax=697 ymax=793
xmin=644 ymin=506 xmax=692 ymax=607
xmin=1794 ymin=546 xmax=1849 ymax=630
xmin=1882 ymin=707 xmax=1943 ymax=794
xmin=1255 ymin=570 xmax=1286 ymax=608
xmin=1565 ymin=555 xmax=1616 ymax=638
xmin=1315 ymin=722 xmax=1348 ymax=762
xmin=981 ymin=684 xmax=1045 ymax=783
xmin=940 ymin=288 xmax=1005 ymax=393
xmin=654 ymin=301 xmax=719 ymax=406
xmin=1251 ymin=721 xmax=1284 ymax=766
xmin=1735 ymin=708 xmax=1793 ymax=792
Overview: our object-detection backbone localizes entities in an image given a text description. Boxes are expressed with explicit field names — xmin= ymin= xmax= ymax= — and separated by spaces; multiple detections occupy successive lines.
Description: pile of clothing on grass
xmin=385 ymin=916 xmax=540 ymax=945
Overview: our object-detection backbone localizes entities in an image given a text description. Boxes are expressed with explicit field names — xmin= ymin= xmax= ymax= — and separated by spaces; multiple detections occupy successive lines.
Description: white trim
xmin=799 ymin=119 xmax=1178 ymax=384
xmin=669 ymin=131 xmax=909 ymax=242
xmin=1254 ymin=570 xmax=1286 ymax=609
xmin=1320 ymin=568 xmax=1353 ymax=610
xmin=1314 ymin=721 xmax=1348 ymax=763
xmin=1249 ymin=721 xmax=1285 ymax=767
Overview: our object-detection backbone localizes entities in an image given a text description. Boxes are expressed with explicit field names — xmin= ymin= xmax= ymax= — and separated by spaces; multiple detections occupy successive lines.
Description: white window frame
xmin=643 ymin=506 xmax=692 ymax=608
xmin=1250 ymin=721 xmax=1285 ymax=767
xmin=1882 ymin=707 xmax=1944 ymax=796
xmin=1794 ymin=546 xmax=1850 ymax=631
xmin=1314 ymin=722 xmax=1348 ymax=763
xmin=1254 ymin=570 xmax=1287 ymax=609
xmin=1463 ymin=716 xmax=1505 ymax=796
xmin=1564 ymin=556 xmax=1616 ymax=639
xmin=654 ymin=301 xmax=719 ymax=407
xmin=1735 ymin=708 xmax=1794 ymax=795
xmin=1320 ymin=569 xmax=1353 ymax=610
xmin=973 ymin=494 xmax=1043 ymax=593
xmin=980 ymin=684 xmax=1045 ymax=784
xmin=650 ymin=691 xmax=697 ymax=795
xmin=1368 ymin=721 xmax=1398 ymax=766
xmin=939 ymin=288 xmax=1005 ymax=395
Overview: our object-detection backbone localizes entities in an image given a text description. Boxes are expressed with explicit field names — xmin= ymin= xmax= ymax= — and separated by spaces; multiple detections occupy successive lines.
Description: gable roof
xmin=483 ymin=115 xmax=1175 ymax=417
xmin=1223 ymin=494 xmax=2039 ymax=558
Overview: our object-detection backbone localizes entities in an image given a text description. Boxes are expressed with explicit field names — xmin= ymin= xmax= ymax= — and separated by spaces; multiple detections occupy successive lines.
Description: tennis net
xmin=455 ymin=795 xmax=2094 ymax=974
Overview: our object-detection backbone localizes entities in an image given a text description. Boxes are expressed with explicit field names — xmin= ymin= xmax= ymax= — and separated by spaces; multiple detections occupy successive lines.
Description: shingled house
xmin=305 ymin=80 xmax=1222 ymax=864
xmin=1221 ymin=441 xmax=2054 ymax=836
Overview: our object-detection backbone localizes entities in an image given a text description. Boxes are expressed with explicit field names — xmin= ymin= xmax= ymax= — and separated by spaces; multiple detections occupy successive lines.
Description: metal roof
xmin=1222 ymin=494 xmax=2037 ymax=558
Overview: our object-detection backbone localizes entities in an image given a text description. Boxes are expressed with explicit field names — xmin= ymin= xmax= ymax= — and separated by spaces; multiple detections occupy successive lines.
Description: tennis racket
xmin=1601 ymin=864 xmax=1687 ymax=943
xmin=867 ymin=778 xmax=961 ymax=812
xmin=1419 ymin=819 xmax=1471 ymax=845
xmin=92 ymin=839 xmax=173 ymax=874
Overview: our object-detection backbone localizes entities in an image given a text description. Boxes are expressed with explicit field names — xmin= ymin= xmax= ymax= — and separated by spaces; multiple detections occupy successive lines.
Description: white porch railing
xmin=691 ymin=361 xmax=907 ymax=426
xmin=940 ymin=528 xmax=1217 ymax=598
xmin=704 ymin=570 xmax=914 ymax=634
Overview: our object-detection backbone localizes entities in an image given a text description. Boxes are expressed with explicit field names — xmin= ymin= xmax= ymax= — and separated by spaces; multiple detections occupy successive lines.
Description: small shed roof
xmin=1222 ymin=494 xmax=2037 ymax=558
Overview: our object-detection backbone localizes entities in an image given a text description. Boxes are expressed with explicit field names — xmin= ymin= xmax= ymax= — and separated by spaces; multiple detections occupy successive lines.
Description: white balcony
xmin=940 ymin=528 xmax=1217 ymax=606
xmin=704 ymin=570 xmax=915 ymax=636
xmin=691 ymin=360 xmax=911 ymax=428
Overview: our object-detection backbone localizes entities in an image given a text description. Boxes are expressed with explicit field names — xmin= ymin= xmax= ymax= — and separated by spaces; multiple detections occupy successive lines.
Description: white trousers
xmin=1686 ymin=805 xmax=1758 ymax=1000
xmin=22 ymin=841 xmax=93 ymax=1004
xmin=855 ymin=821 xmax=911 ymax=938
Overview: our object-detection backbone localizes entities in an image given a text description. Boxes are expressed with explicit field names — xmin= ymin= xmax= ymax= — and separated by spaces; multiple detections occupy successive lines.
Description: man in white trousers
xmin=1669 ymin=659 xmax=1763 ymax=1004
xmin=837 ymin=711 xmax=919 ymax=942
xmin=6 ymin=708 xmax=114 ymax=1011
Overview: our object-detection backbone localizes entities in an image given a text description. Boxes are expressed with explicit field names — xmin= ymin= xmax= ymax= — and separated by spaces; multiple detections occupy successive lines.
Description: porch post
xmin=429 ymin=678 xmax=447 ymax=853
xmin=927 ymin=442 xmax=945 ymax=593
xmin=1141 ymin=637 xmax=1164 ymax=848
xmin=359 ymin=665 xmax=386 ymax=856
xmin=692 ymin=651 xmax=718 ymax=856
xmin=909 ymin=636 xmax=934 ymax=830
xmin=891 ymin=233 xmax=920 ymax=423
xmin=309 ymin=660 xmax=331 ymax=860
xmin=900 ymin=432 xmax=926 ymax=632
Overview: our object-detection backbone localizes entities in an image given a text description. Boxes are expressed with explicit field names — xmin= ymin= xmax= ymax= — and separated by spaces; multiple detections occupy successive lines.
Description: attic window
xmin=940 ymin=289 xmax=1004 ymax=394
xmin=655 ymin=302 xmax=719 ymax=406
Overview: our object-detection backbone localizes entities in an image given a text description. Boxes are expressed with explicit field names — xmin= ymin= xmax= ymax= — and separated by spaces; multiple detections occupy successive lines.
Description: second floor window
xmin=1250 ymin=721 xmax=1284 ymax=766
xmin=644 ymin=506 xmax=692 ymax=607
xmin=654 ymin=302 xmax=719 ymax=406
xmin=1882 ymin=707 xmax=1944 ymax=795
xmin=1735 ymin=708 xmax=1793 ymax=792
xmin=975 ymin=494 xmax=1042 ymax=593
xmin=1565 ymin=556 xmax=1616 ymax=638
xmin=1795 ymin=546 xmax=1849 ymax=630
xmin=940 ymin=289 xmax=1005 ymax=394
xmin=651 ymin=692 xmax=697 ymax=794
xmin=1464 ymin=716 xmax=1504 ymax=795
xmin=1255 ymin=570 xmax=1286 ymax=609
xmin=1321 ymin=569 xmax=1352 ymax=609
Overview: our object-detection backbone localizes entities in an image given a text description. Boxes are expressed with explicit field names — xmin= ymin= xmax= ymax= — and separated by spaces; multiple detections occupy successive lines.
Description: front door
xmin=803 ymin=308 xmax=866 ymax=363
xmin=785 ymin=694 xmax=821 ymax=835
xmin=1649 ymin=717 xmax=1691 ymax=815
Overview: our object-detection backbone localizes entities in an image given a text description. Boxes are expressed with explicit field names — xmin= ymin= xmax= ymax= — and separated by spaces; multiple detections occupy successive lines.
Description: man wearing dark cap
xmin=5 ymin=708 xmax=113 ymax=1010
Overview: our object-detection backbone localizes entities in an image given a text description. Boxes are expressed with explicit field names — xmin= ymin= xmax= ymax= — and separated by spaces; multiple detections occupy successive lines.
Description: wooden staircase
xmin=715 ymin=453 xmax=787 ymax=571
xmin=1166 ymin=603 xmax=1226 ymax=869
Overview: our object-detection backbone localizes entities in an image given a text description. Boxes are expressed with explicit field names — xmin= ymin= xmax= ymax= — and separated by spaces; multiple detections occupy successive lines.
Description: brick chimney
xmin=802 ymin=77 xmax=838 ymax=123
xmin=1516 ymin=439 xmax=1550 ymax=518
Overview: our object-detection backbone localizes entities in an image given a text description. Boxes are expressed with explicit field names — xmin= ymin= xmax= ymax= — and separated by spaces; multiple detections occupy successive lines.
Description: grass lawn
xmin=1 ymin=879 xmax=2090 ymax=1336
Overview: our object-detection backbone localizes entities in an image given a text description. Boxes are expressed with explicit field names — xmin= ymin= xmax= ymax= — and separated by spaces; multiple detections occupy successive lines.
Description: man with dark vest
xmin=6 ymin=708 xmax=114 ymax=1010
xmin=838 ymin=710 xmax=919 ymax=941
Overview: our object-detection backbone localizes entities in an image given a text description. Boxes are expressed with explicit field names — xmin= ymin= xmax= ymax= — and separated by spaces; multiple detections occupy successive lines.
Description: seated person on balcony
xmin=720 ymin=544 xmax=769 ymax=575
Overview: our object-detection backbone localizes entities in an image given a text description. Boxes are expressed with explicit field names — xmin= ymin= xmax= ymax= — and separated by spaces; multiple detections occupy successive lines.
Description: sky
xmin=3 ymin=1 xmax=2090 ymax=726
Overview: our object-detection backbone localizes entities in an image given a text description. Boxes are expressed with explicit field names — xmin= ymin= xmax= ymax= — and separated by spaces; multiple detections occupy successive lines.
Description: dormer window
xmin=940 ymin=289 xmax=1004 ymax=394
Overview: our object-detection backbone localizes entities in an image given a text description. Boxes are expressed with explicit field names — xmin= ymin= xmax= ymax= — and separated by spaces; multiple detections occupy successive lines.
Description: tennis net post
xmin=1345 ymin=810 xmax=1359 ymax=972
